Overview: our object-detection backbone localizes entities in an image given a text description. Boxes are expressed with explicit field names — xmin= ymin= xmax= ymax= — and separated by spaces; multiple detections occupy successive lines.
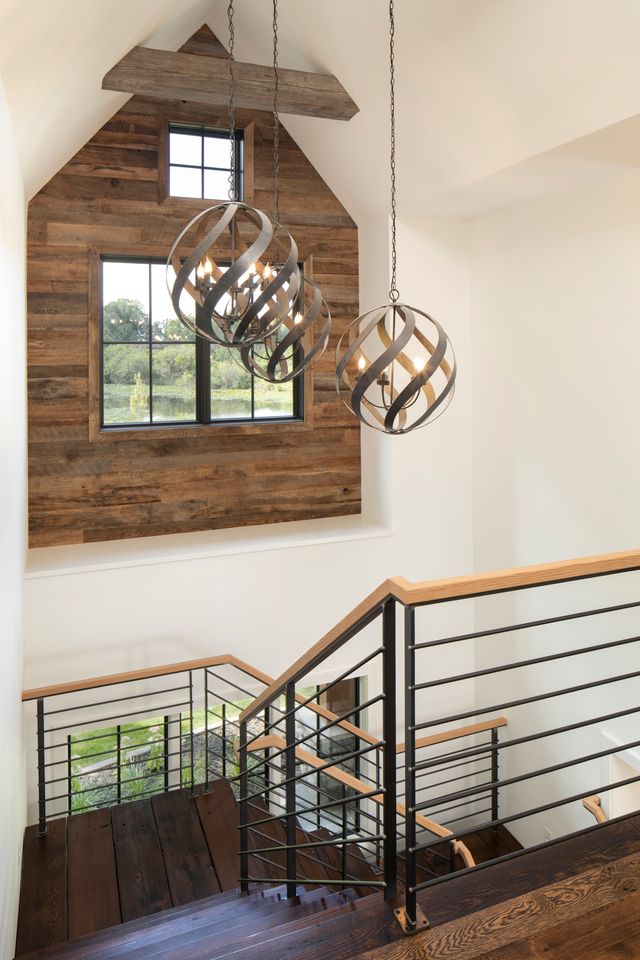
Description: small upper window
xmin=168 ymin=125 xmax=243 ymax=201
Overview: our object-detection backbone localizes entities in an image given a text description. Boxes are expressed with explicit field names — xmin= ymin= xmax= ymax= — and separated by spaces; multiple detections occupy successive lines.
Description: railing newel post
xmin=189 ymin=670 xmax=195 ymax=794
xmin=382 ymin=598 xmax=397 ymax=901
xmin=491 ymin=727 xmax=500 ymax=832
xmin=37 ymin=698 xmax=47 ymax=836
xmin=204 ymin=669 xmax=210 ymax=791
xmin=404 ymin=605 xmax=417 ymax=928
xmin=239 ymin=719 xmax=249 ymax=892
xmin=285 ymin=682 xmax=297 ymax=898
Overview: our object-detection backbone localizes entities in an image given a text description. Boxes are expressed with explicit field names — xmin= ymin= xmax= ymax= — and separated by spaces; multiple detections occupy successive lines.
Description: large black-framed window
xmin=100 ymin=256 xmax=302 ymax=429
xmin=168 ymin=124 xmax=243 ymax=201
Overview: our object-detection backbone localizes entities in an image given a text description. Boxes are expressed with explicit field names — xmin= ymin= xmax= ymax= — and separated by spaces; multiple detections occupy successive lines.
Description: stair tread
xmin=194 ymin=779 xmax=241 ymax=892
xmin=67 ymin=808 xmax=121 ymax=939
xmin=15 ymin=819 xmax=68 ymax=956
xmin=112 ymin=798 xmax=172 ymax=922
xmin=152 ymin=790 xmax=221 ymax=905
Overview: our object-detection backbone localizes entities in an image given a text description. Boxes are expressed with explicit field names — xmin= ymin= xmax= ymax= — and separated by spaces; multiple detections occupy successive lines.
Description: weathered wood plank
xmin=112 ymin=799 xmax=172 ymax=922
xmin=103 ymin=46 xmax=358 ymax=121
xmin=15 ymin=820 xmax=67 ymax=955
xmin=152 ymin=790 xmax=221 ymax=905
xmin=67 ymin=808 xmax=121 ymax=939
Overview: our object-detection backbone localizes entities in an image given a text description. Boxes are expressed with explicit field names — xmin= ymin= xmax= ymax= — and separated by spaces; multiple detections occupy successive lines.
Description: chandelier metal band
xmin=336 ymin=304 xmax=456 ymax=434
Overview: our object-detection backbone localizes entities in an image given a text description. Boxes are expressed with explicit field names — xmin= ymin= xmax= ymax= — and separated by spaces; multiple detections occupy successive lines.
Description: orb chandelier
xmin=335 ymin=0 xmax=456 ymax=435
xmin=166 ymin=0 xmax=300 ymax=348
xmin=234 ymin=0 xmax=331 ymax=382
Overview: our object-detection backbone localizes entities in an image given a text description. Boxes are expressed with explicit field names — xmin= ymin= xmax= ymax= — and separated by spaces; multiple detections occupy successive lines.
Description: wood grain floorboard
xmin=111 ymin=798 xmax=172 ymax=921
xmin=67 ymin=808 xmax=121 ymax=939
xmin=15 ymin=819 xmax=67 ymax=955
xmin=152 ymin=790 xmax=221 ymax=905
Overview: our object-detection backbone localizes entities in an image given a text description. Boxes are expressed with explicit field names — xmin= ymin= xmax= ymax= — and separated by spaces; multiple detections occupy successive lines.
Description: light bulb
xmin=357 ymin=356 xmax=366 ymax=371
xmin=263 ymin=263 xmax=272 ymax=280
xmin=203 ymin=256 xmax=214 ymax=277
xmin=249 ymin=262 xmax=257 ymax=275
xmin=294 ymin=312 xmax=303 ymax=325
xmin=196 ymin=262 xmax=205 ymax=280
xmin=414 ymin=356 xmax=426 ymax=372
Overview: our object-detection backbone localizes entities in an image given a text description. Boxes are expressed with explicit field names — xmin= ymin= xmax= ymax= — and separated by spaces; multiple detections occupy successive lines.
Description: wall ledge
xmin=25 ymin=515 xmax=393 ymax=580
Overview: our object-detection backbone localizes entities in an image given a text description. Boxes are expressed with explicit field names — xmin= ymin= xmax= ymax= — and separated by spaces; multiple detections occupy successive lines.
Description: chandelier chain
xmin=227 ymin=0 xmax=237 ymax=202
xmin=389 ymin=0 xmax=399 ymax=302
xmin=272 ymin=0 xmax=281 ymax=224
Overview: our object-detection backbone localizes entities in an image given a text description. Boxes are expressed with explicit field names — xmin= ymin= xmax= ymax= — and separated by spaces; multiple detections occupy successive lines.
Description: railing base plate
xmin=394 ymin=905 xmax=430 ymax=936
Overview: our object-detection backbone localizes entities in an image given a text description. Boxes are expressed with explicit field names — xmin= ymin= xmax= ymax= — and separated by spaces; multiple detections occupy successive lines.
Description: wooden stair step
xmin=152 ymin=790 xmax=220 ymax=905
xmin=15 ymin=819 xmax=68 ymax=956
xmin=194 ymin=779 xmax=242 ymax=892
xmin=112 ymin=798 xmax=172 ymax=922
xmin=67 ymin=808 xmax=121 ymax=940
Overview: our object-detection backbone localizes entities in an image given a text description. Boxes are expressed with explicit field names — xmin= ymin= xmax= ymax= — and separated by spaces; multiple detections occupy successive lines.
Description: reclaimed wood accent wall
xmin=27 ymin=27 xmax=360 ymax=547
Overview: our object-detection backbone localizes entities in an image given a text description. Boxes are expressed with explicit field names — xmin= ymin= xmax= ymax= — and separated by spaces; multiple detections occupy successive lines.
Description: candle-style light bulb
xmin=294 ymin=312 xmax=303 ymax=325
xmin=357 ymin=356 xmax=366 ymax=372
xmin=203 ymin=256 xmax=214 ymax=277
xmin=263 ymin=263 xmax=272 ymax=280
xmin=249 ymin=262 xmax=257 ymax=275
xmin=196 ymin=262 xmax=205 ymax=281
xmin=414 ymin=356 xmax=426 ymax=372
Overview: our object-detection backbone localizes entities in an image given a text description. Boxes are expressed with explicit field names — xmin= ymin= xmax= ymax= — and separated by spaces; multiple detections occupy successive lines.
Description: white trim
xmin=25 ymin=515 xmax=393 ymax=580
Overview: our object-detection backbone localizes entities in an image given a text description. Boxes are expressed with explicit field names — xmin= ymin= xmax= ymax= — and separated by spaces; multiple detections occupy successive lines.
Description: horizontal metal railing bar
xmin=409 ymin=753 xmax=494 ymax=782
xmin=241 ymin=741 xmax=383 ymax=803
xmin=412 ymin=632 xmax=640 ymax=691
xmin=244 ymin=646 xmax=384 ymax=750
xmin=415 ymin=732 xmax=640 ymax=812
xmin=243 ymin=833 xmax=385 ymax=854
xmin=44 ymin=749 xmax=182 ymax=787
xmin=46 ymin=724 xmax=186 ymax=754
xmin=46 ymin=732 xmax=186 ymax=768
xmin=45 ymin=699 xmax=191 ymax=734
xmin=414 ymin=767 xmax=493 ymax=794
xmin=244 ymin=828 xmax=369 ymax=874
xmin=411 ymin=598 xmax=640 ymax=650
xmin=414 ymin=703 xmax=640 ymax=773
xmin=411 ymin=808 xmax=640 ymax=894
xmin=413 ymin=665 xmax=640 ymax=732
xmin=250 ymin=796 xmax=384 ymax=838
xmin=411 ymin=767 xmax=640 ymax=858
xmin=441 ymin=806 xmax=493 ymax=829
xmin=59 ymin=769 xmax=179 ymax=798
xmin=42 ymin=781 xmax=171 ymax=818
xmin=244 ymin=695 xmax=384 ymax=771
xmin=240 ymin=876 xmax=385 ymax=888
xmin=42 ymin=684 xmax=189 ymax=717
xmin=242 ymin=787 xmax=385 ymax=830
xmin=423 ymin=791 xmax=493 ymax=819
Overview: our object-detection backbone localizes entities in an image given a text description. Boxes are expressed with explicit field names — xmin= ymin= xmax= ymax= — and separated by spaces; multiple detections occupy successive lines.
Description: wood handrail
xmin=21 ymin=653 xmax=379 ymax=747
xmin=583 ymin=795 xmax=608 ymax=824
xmin=240 ymin=548 xmax=640 ymax=724
xmin=248 ymin=734 xmax=475 ymax=869
xmin=396 ymin=717 xmax=508 ymax=754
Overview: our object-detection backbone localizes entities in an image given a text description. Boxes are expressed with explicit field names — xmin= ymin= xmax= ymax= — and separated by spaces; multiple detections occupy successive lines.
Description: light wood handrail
xmin=583 ymin=795 xmax=608 ymax=824
xmin=240 ymin=548 xmax=640 ymax=723
xmin=396 ymin=717 xmax=508 ymax=755
xmin=248 ymin=734 xmax=475 ymax=869
xmin=21 ymin=653 xmax=379 ymax=747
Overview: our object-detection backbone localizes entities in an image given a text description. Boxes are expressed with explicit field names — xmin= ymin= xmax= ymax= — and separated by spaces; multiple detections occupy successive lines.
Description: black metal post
xmin=204 ymin=672 xmax=210 ymax=791
xmin=341 ymin=783 xmax=348 ymax=888
xmin=263 ymin=707 xmax=270 ymax=798
xmin=163 ymin=716 xmax=170 ymax=793
xmin=116 ymin=725 xmax=122 ymax=804
xmin=375 ymin=747 xmax=382 ymax=868
xmin=37 ymin=698 xmax=47 ymax=835
xmin=189 ymin=670 xmax=195 ymax=793
xmin=404 ymin=606 xmax=417 ymax=926
xmin=382 ymin=598 xmax=397 ymax=900
xmin=491 ymin=727 xmax=500 ymax=833
xmin=67 ymin=735 xmax=72 ymax=816
xmin=222 ymin=703 xmax=227 ymax=780
xmin=285 ymin=682 xmax=297 ymax=898
xmin=239 ymin=719 xmax=249 ymax=892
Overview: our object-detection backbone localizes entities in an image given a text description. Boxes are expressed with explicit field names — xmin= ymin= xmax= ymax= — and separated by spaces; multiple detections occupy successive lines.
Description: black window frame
xmin=99 ymin=254 xmax=304 ymax=431
xmin=168 ymin=123 xmax=244 ymax=201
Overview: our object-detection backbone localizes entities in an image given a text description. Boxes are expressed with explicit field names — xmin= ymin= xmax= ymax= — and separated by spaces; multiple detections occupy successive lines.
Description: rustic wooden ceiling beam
xmin=102 ymin=45 xmax=359 ymax=121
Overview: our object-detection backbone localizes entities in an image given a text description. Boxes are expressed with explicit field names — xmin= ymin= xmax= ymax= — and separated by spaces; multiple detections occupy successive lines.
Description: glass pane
xmin=103 ymin=344 xmax=150 ymax=424
xmin=169 ymin=131 xmax=202 ymax=166
xmin=151 ymin=263 xmax=195 ymax=342
xmin=151 ymin=344 xmax=197 ymax=422
xmin=211 ymin=346 xmax=252 ymax=420
xmin=204 ymin=135 xmax=232 ymax=169
xmin=170 ymin=165 xmax=202 ymax=198
xmin=204 ymin=168 xmax=233 ymax=201
xmin=254 ymin=376 xmax=295 ymax=418
xmin=103 ymin=261 xmax=149 ymax=342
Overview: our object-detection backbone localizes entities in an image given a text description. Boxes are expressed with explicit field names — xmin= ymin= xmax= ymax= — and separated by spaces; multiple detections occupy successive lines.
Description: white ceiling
xmin=3 ymin=0 xmax=640 ymax=217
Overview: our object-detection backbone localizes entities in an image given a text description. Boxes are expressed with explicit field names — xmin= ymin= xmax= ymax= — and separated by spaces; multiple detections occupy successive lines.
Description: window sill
xmin=91 ymin=417 xmax=310 ymax=443
xmin=25 ymin=515 xmax=393 ymax=580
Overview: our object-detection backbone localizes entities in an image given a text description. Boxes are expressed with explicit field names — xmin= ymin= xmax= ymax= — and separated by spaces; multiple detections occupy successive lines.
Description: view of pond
xmin=103 ymin=388 xmax=294 ymax=424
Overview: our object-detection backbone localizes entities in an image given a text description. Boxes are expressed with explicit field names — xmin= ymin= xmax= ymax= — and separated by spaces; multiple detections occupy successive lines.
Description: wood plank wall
xmin=27 ymin=27 xmax=360 ymax=547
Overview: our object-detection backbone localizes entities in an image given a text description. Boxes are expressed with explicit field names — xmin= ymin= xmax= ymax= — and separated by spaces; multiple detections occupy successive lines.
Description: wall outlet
xmin=543 ymin=827 xmax=553 ymax=843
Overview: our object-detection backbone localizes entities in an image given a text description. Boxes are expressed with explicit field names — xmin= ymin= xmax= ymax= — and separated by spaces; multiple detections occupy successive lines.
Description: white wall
xmin=471 ymin=169 xmax=640 ymax=847
xmin=0 ymin=75 xmax=27 ymax=960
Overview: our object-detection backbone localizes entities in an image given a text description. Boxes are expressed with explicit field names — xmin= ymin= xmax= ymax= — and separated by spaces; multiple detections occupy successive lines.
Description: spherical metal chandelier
xmin=336 ymin=303 xmax=455 ymax=434
xmin=335 ymin=0 xmax=456 ymax=435
xmin=166 ymin=0 xmax=300 ymax=348
xmin=167 ymin=202 xmax=300 ymax=348
xmin=238 ymin=274 xmax=331 ymax=383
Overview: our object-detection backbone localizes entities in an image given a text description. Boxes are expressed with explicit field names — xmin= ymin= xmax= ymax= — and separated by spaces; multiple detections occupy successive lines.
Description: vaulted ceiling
xmin=3 ymin=0 xmax=640 ymax=218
